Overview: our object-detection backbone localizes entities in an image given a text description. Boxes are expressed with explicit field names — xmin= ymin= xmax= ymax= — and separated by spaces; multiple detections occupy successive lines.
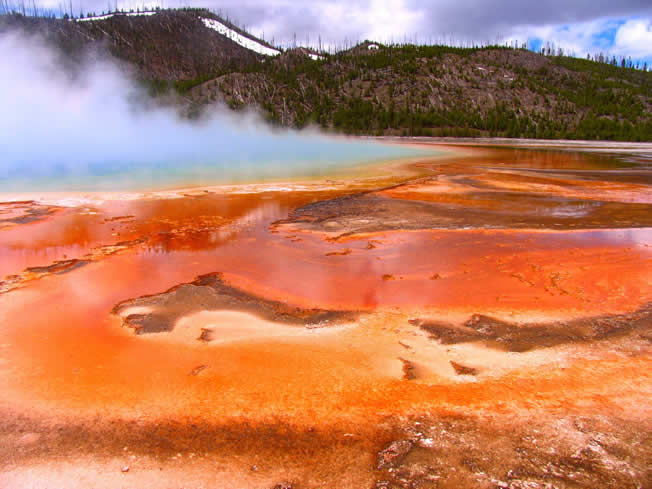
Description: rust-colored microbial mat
xmin=0 ymin=142 xmax=651 ymax=489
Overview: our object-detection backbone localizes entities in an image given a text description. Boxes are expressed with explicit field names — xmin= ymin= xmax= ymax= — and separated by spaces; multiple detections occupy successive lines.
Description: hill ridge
xmin=1 ymin=8 xmax=650 ymax=141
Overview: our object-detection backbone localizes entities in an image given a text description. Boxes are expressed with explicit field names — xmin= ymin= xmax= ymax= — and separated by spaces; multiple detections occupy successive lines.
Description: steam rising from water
xmin=0 ymin=32 xmax=424 ymax=192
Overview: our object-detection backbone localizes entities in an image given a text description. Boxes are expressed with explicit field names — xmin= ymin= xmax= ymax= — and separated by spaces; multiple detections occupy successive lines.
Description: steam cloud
xmin=0 ymin=32 xmax=421 ymax=192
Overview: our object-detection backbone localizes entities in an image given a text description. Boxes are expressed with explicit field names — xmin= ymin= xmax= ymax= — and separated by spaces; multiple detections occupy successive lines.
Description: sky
xmin=23 ymin=0 xmax=652 ymax=64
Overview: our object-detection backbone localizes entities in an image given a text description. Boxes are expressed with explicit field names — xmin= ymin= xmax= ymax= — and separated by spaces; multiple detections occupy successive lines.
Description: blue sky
xmin=17 ymin=0 xmax=652 ymax=65
xmin=518 ymin=16 xmax=652 ymax=66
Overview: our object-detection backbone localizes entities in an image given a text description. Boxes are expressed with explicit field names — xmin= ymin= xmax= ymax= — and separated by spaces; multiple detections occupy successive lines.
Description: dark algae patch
xmin=0 ymin=201 xmax=60 ymax=226
xmin=281 ymin=186 xmax=652 ymax=235
xmin=113 ymin=272 xmax=358 ymax=334
xmin=449 ymin=361 xmax=478 ymax=376
xmin=411 ymin=303 xmax=652 ymax=352
xmin=25 ymin=259 xmax=90 ymax=275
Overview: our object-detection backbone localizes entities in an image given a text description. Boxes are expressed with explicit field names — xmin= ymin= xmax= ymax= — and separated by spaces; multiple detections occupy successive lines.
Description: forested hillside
xmin=2 ymin=8 xmax=651 ymax=141
xmin=191 ymin=45 xmax=651 ymax=141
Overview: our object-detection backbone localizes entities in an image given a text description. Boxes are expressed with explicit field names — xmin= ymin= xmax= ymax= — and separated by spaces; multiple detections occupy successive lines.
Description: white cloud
xmin=18 ymin=0 xmax=652 ymax=63
xmin=344 ymin=0 xmax=423 ymax=44
xmin=506 ymin=16 xmax=652 ymax=63
xmin=509 ymin=18 xmax=615 ymax=57
xmin=613 ymin=18 xmax=652 ymax=58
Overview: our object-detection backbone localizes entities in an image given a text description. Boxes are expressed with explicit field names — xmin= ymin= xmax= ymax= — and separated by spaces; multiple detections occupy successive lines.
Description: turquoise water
xmin=0 ymin=136 xmax=429 ymax=192
xmin=0 ymin=34 xmax=432 ymax=193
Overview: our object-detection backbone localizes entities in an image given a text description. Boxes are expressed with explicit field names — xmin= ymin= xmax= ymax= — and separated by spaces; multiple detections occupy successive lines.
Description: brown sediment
xmin=25 ymin=258 xmax=90 ymax=275
xmin=376 ymin=439 xmax=414 ymax=470
xmin=2 ymin=407 xmax=648 ymax=489
xmin=324 ymin=248 xmax=352 ymax=256
xmin=188 ymin=365 xmax=208 ymax=376
xmin=279 ymin=190 xmax=652 ymax=236
xmin=372 ymin=413 xmax=651 ymax=489
xmin=0 ymin=257 xmax=91 ymax=296
xmin=0 ymin=200 xmax=61 ymax=227
xmin=103 ymin=215 xmax=135 ymax=222
xmin=0 ymin=238 xmax=147 ymax=294
xmin=412 ymin=303 xmax=652 ymax=352
xmin=449 ymin=361 xmax=478 ymax=376
xmin=113 ymin=272 xmax=358 ymax=335
xmin=197 ymin=328 xmax=214 ymax=342
xmin=275 ymin=150 xmax=652 ymax=237
xmin=399 ymin=358 xmax=417 ymax=381
xmin=0 ymin=407 xmax=395 ymax=484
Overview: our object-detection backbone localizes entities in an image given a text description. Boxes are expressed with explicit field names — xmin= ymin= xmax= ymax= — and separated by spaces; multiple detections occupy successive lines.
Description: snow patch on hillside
xmin=75 ymin=11 xmax=157 ymax=22
xmin=200 ymin=17 xmax=280 ymax=57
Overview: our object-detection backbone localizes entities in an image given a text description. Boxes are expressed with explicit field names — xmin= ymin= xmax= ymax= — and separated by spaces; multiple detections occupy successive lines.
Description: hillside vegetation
xmin=2 ymin=8 xmax=651 ymax=141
